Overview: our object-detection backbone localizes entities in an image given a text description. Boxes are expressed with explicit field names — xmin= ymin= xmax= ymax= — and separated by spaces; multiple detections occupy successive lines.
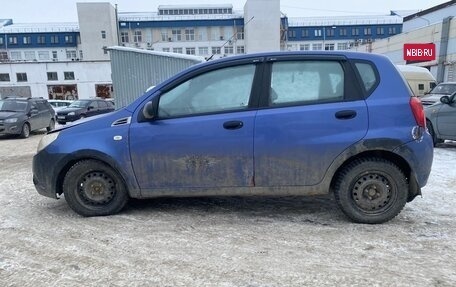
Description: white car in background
xmin=48 ymin=100 xmax=73 ymax=112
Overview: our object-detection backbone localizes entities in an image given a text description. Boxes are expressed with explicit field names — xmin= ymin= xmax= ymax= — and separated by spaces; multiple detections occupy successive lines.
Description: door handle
xmin=335 ymin=110 xmax=357 ymax=120
xmin=223 ymin=120 xmax=244 ymax=130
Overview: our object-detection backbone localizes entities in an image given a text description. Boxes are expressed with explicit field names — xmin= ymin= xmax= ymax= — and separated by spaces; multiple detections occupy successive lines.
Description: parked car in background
xmin=33 ymin=51 xmax=433 ymax=224
xmin=48 ymin=99 xmax=73 ymax=112
xmin=56 ymin=98 xmax=115 ymax=124
xmin=396 ymin=65 xmax=436 ymax=97
xmin=0 ymin=97 xmax=55 ymax=138
xmin=421 ymin=82 xmax=456 ymax=105
xmin=425 ymin=91 xmax=456 ymax=146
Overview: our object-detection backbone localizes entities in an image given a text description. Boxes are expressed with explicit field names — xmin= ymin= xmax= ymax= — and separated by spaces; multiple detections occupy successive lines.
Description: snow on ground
xmin=0 ymin=132 xmax=455 ymax=286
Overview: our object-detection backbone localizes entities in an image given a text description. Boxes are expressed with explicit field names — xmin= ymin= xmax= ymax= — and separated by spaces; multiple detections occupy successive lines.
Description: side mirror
xmin=440 ymin=96 xmax=450 ymax=105
xmin=142 ymin=101 xmax=156 ymax=119
xmin=88 ymin=106 xmax=95 ymax=110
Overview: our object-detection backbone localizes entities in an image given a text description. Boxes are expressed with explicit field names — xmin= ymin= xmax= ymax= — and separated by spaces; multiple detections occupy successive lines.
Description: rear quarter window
xmin=354 ymin=61 xmax=379 ymax=94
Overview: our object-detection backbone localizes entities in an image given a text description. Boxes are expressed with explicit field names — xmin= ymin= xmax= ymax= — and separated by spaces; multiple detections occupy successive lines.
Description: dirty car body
xmin=33 ymin=51 xmax=433 ymax=224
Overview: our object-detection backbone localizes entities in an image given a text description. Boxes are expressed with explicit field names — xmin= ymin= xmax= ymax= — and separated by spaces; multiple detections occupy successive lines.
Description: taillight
xmin=410 ymin=97 xmax=426 ymax=128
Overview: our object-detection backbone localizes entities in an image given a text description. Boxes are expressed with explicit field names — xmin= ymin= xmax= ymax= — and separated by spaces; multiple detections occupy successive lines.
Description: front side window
xmin=269 ymin=61 xmax=345 ymax=105
xmin=158 ymin=64 xmax=256 ymax=117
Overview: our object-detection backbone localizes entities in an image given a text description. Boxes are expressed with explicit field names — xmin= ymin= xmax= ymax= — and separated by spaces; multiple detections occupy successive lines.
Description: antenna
xmin=206 ymin=16 xmax=255 ymax=61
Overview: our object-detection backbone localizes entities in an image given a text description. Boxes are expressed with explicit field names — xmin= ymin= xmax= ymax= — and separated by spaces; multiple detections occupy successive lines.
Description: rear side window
xmin=354 ymin=62 xmax=378 ymax=93
xmin=269 ymin=61 xmax=344 ymax=105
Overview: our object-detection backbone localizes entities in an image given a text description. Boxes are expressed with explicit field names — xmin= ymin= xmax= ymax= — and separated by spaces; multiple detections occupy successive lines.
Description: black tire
xmin=426 ymin=120 xmax=443 ymax=146
xmin=20 ymin=123 xmax=30 ymax=138
xmin=63 ymin=160 xmax=128 ymax=216
xmin=334 ymin=158 xmax=408 ymax=224
xmin=47 ymin=118 xmax=55 ymax=132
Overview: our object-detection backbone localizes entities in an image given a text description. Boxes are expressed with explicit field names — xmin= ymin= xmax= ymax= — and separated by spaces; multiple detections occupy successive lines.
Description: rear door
xmin=254 ymin=56 xmax=369 ymax=186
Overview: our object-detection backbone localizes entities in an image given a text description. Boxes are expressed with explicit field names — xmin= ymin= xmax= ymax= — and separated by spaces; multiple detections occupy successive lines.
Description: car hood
xmin=0 ymin=111 xmax=23 ymax=119
xmin=421 ymin=93 xmax=445 ymax=104
xmin=57 ymin=107 xmax=85 ymax=115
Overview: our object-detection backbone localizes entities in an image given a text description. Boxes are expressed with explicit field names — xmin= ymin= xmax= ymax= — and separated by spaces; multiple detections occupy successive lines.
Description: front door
xmin=129 ymin=63 xmax=260 ymax=192
xmin=436 ymin=94 xmax=456 ymax=138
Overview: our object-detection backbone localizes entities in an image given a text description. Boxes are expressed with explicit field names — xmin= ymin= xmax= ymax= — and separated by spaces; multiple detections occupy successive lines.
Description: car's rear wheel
xmin=20 ymin=123 xmax=30 ymax=138
xmin=426 ymin=120 xmax=443 ymax=146
xmin=63 ymin=160 xmax=128 ymax=216
xmin=47 ymin=118 xmax=55 ymax=132
xmin=334 ymin=158 xmax=408 ymax=224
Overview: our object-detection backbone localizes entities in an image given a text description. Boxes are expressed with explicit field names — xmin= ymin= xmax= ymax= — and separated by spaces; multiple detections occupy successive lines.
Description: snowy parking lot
xmin=1 ymin=131 xmax=456 ymax=286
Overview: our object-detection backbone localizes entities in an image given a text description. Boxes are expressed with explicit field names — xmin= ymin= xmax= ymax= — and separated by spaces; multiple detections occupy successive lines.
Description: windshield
xmin=0 ymin=100 xmax=28 ymax=112
xmin=68 ymin=100 xmax=90 ymax=108
xmin=430 ymin=84 xmax=456 ymax=95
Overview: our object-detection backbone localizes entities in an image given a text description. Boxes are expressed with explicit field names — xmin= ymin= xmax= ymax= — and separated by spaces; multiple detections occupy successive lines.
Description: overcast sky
xmin=0 ymin=0 xmax=451 ymax=23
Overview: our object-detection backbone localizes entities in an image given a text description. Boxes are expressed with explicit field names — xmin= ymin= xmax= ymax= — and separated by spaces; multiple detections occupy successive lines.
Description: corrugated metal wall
xmin=108 ymin=46 xmax=205 ymax=108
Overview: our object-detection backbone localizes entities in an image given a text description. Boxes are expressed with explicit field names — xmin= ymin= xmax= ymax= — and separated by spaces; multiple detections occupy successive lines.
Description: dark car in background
xmin=0 ymin=97 xmax=55 ymax=138
xmin=425 ymin=92 xmax=456 ymax=146
xmin=421 ymin=82 xmax=456 ymax=106
xmin=56 ymin=98 xmax=115 ymax=124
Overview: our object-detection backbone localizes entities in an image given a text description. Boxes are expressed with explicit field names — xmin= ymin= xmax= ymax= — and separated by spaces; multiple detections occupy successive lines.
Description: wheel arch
xmin=330 ymin=149 xmax=419 ymax=202
xmin=54 ymin=151 xmax=139 ymax=199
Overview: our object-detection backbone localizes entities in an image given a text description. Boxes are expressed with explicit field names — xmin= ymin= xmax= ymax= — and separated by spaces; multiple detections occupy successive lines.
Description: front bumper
xmin=0 ymin=123 xmax=22 ymax=135
xmin=32 ymin=150 xmax=67 ymax=199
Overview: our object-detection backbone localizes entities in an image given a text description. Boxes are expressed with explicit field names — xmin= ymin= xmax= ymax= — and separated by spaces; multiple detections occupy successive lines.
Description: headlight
xmin=4 ymin=118 xmax=18 ymax=123
xmin=68 ymin=112 xmax=75 ymax=116
xmin=37 ymin=132 xmax=60 ymax=152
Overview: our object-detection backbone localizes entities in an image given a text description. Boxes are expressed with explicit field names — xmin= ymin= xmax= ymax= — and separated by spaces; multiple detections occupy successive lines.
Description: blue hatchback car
xmin=33 ymin=51 xmax=433 ymax=223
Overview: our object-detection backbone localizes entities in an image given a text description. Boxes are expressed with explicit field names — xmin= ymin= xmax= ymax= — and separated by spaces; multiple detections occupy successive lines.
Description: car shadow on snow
xmin=435 ymin=140 xmax=456 ymax=149
xmin=0 ymin=129 xmax=47 ymax=140
xmin=122 ymin=195 xmax=346 ymax=225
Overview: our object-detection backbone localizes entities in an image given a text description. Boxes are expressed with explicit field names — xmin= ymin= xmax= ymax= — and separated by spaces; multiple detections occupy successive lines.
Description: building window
xmin=47 ymin=72 xmax=58 ymax=81
xmin=172 ymin=29 xmax=182 ymax=41
xmin=16 ymin=73 xmax=28 ymax=82
xmin=9 ymin=36 xmax=18 ymax=44
xmin=186 ymin=47 xmax=196 ymax=55
xmin=224 ymin=46 xmax=234 ymax=54
xmin=337 ymin=43 xmax=349 ymax=50
xmin=24 ymin=51 xmax=36 ymax=61
xmin=120 ymin=32 xmax=129 ymax=43
xmin=288 ymin=30 xmax=296 ymax=38
xmin=377 ymin=27 xmax=384 ymax=35
xmin=52 ymin=51 xmax=58 ymax=61
xmin=38 ymin=51 xmax=50 ymax=61
xmin=101 ymin=30 xmax=106 ymax=39
xmin=64 ymin=72 xmax=75 ymax=80
xmin=37 ymin=35 xmax=46 ymax=44
xmin=0 ymin=52 xmax=8 ymax=61
xmin=299 ymin=44 xmax=310 ymax=51
xmin=312 ymin=43 xmax=323 ymax=50
xmin=172 ymin=47 xmax=183 ymax=54
xmin=134 ymin=30 xmax=142 ymax=43
xmin=236 ymin=45 xmax=245 ymax=54
xmin=198 ymin=47 xmax=208 ymax=55
xmin=326 ymin=28 xmax=335 ymax=37
xmin=301 ymin=29 xmax=309 ymax=37
xmin=65 ymin=35 xmax=74 ymax=43
xmin=10 ymin=51 xmax=22 ymax=60
xmin=340 ymin=28 xmax=347 ymax=36
xmin=23 ymin=36 xmax=32 ymax=44
xmin=0 ymin=37 xmax=3 ymax=45
xmin=79 ymin=50 xmax=84 ymax=60
xmin=103 ymin=46 xmax=108 ymax=54
xmin=185 ymin=28 xmax=195 ymax=41
xmin=388 ymin=27 xmax=397 ymax=35
xmin=0 ymin=73 xmax=10 ymax=82
xmin=325 ymin=43 xmax=335 ymax=50
xmin=51 ymin=35 xmax=59 ymax=44
xmin=161 ymin=30 xmax=168 ymax=41
xmin=162 ymin=48 xmax=170 ymax=52
xmin=315 ymin=29 xmax=322 ymax=37
xmin=364 ymin=27 xmax=372 ymax=36
xmin=352 ymin=28 xmax=359 ymax=36
xmin=66 ymin=50 xmax=77 ymax=59
xmin=236 ymin=27 xmax=244 ymax=40
xmin=211 ymin=47 xmax=221 ymax=54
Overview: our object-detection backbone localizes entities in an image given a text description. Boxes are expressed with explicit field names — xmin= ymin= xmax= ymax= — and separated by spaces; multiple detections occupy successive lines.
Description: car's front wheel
xmin=20 ymin=123 xmax=30 ymax=138
xmin=63 ymin=160 xmax=128 ymax=216
xmin=334 ymin=158 xmax=408 ymax=224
